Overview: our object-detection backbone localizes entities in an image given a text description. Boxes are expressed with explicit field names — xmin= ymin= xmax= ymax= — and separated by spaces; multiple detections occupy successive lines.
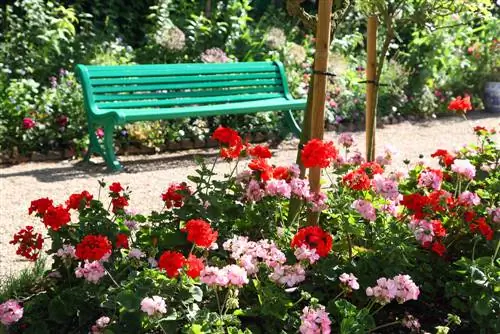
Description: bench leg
xmin=284 ymin=110 xmax=302 ymax=138
xmin=84 ymin=124 xmax=104 ymax=162
xmin=103 ymin=123 xmax=123 ymax=172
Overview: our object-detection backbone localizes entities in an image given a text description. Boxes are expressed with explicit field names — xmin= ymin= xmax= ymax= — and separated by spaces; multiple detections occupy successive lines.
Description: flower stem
xmin=368 ymin=320 xmax=401 ymax=333
xmin=492 ymin=239 xmax=500 ymax=267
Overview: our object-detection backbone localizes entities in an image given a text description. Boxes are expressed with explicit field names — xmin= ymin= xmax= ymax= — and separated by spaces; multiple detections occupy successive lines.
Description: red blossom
xmin=212 ymin=126 xmax=244 ymax=159
xmin=158 ymin=251 xmax=186 ymax=278
xmin=28 ymin=198 xmax=53 ymax=216
xmin=342 ymin=170 xmax=371 ymax=191
xmin=220 ymin=142 xmax=244 ymax=159
xmin=431 ymin=149 xmax=455 ymax=167
xmin=431 ymin=241 xmax=446 ymax=257
xmin=109 ymin=182 xmax=124 ymax=193
xmin=291 ymin=226 xmax=333 ymax=257
xmin=115 ymin=233 xmax=129 ymax=249
xmin=75 ymin=235 xmax=112 ymax=261
xmin=111 ymin=196 xmax=128 ymax=213
xmin=66 ymin=191 xmax=93 ymax=210
xmin=248 ymin=145 xmax=272 ymax=159
xmin=181 ymin=219 xmax=218 ymax=248
xmin=359 ymin=162 xmax=384 ymax=178
xmin=186 ymin=254 xmax=205 ymax=278
xmin=470 ymin=217 xmax=494 ymax=240
xmin=248 ymin=158 xmax=274 ymax=181
xmin=464 ymin=210 xmax=476 ymax=223
xmin=431 ymin=220 xmax=447 ymax=237
xmin=448 ymin=95 xmax=472 ymax=113
xmin=301 ymin=139 xmax=338 ymax=168
xmin=161 ymin=182 xmax=191 ymax=209
xmin=10 ymin=226 xmax=43 ymax=261
xmin=42 ymin=205 xmax=71 ymax=230
xmin=273 ymin=166 xmax=291 ymax=180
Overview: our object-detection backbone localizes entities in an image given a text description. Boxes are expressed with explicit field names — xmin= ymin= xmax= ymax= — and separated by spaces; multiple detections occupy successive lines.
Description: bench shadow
xmin=0 ymin=151 xmax=220 ymax=183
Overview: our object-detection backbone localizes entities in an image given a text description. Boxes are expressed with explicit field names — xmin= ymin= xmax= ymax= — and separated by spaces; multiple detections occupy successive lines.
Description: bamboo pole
xmin=307 ymin=0 xmax=334 ymax=225
xmin=365 ymin=16 xmax=377 ymax=161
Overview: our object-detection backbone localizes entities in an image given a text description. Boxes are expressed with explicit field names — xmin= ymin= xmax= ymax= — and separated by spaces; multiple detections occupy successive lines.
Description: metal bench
xmin=76 ymin=61 xmax=306 ymax=171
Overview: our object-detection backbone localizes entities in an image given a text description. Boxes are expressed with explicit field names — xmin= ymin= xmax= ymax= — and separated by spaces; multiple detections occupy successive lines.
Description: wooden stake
xmin=365 ymin=16 xmax=377 ymax=161
xmin=307 ymin=0 xmax=334 ymax=225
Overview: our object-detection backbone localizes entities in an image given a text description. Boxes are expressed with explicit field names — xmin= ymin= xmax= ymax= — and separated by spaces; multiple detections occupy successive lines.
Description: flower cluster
xmin=448 ymin=95 xmax=472 ymax=114
xmin=212 ymin=126 xmax=244 ymax=159
xmin=352 ymin=199 xmax=377 ymax=221
xmin=161 ymin=182 xmax=191 ymax=209
xmin=0 ymin=300 xmax=23 ymax=326
xmin=75 ymin=235 xmax=112 ymax=261
xmin=75 ymin=260 xmax=106 ymax=284
xmin=417 ymin=168 xmax=443 ymax=190
xmin=339 ymin=273 xmax=360 ymax=291
xmin=299 ymin=304 xmax=331 ymax=334
xmin=200 ymin=264 xmax=249 ymax=288
xmin=140 ymin=296 xmax=167 ymax=317
xmin=9 ymin=226 xmax=43 ymax=261
xmin=366 ymin=274 xmax=419 ymax=305
xmin=109 ymin=182 xmax=129 ymax=213
xmin=182 ymin=219 xmax=218 ymax=248
xmin=301 ymin=139 xmax=338 ymax=168
xmin=91 ymin=316 xmax=110 ymax=334
xmin=291 ymin=226 xmax=333 ymax=257
xmin=269 ymin=263 xmax=306 ymax=287
xmin=158 ymin=251 xmax=205 ymax=278
xmin=66 ymin=190 xmax=93 ymax=210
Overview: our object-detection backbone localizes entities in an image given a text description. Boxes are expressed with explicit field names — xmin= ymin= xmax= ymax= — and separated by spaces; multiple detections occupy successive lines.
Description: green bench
xmin=76 ymin=61 xmax=306 ymax=171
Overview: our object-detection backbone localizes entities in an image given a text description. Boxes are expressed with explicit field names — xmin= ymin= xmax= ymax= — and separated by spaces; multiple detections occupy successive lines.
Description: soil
xmin=1 ymin=114 xmax=498 ymax=278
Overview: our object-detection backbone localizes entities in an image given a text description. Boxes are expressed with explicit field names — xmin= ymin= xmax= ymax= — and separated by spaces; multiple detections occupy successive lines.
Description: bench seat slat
xmin=86 ymin=62 xmax=278 ymax=78
xmin=96 ymin=93 xmax=284 ymax=109
xmin=103 ymin=98 xmax=307 ymax=123
xmin=90 ymin=72 xmax=281 ymax=86
xmin=92 ymin=79 xmax=282 ymax=94
xmin=93 ymin=86 xmax=284 ymax=102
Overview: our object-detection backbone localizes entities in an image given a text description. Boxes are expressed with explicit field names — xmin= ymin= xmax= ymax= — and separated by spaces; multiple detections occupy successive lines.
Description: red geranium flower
xmin=301 ymin=139 xmax=338 ymax=168
xmin=111 ymin=196 xmax=128 ymax=213
xmin=66 ymin=191 xmax=93 ymax=210
xmin=431 ymin=149 xmax=455 ymax=167
xmin=220 ymin=142 xmax=244 ymax=159
xmin=273 ymin=166 xmax=291 ymax=180
xmin=359 ymin=162 xmax=384 ymax=178
xmin=431 ymin=220 xmax=447 ymax=237
xmin=161 ymin=182 xmax=191 ymax=209
xmin=10 ymin=226 xmax=43 ymax=261
xmin=158 ymin=251 xmax=186 ymax=278
xmin=75 ymin=235 xmax=112 ymax=261
xmin=470 ymin=217 xmax=494 ymax=240
xmin=28 ymin=198 xmax=53 ymax=216
xmin=115 ymin=233 xmax=129 ymax=249
xmin=186 ymin=254 xmax=205 ymax=278
xmin=448 ymin=95 xmax=472 ymax=114
xmin=291 ymin=226 xmax=333 ymax=257
xmin=109 ymin=182 xmax=124 ymax=193
xmin=248 ymin=145 xmax=272 ymax=159
xmin=464 ymin=210 xmax=476 ymax=223
xmin=212 ymin=126 xmax=241 ymax=146
xmin=431 ymin=241 xmax=446 ymax=257
xmin=42 ymin=205 xmax=71 ymax=230
xmin=248 ymin=158 xmax=274 ymax=181
xmin=342 ymin=170 xmax=371 ymax=191
xmin=182 ymin=219 xmax=218 ymax=248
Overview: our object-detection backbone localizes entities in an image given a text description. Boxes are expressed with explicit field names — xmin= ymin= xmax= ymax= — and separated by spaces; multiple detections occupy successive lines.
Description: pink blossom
xmin=372 ymin=174 xmax=400 ymax=200
xmin=0 ymin=300 xmax=23 ymax=326
xmin=269 ymin=263 xmax=306 ymax=287
xmin=348 ymin=151 xmax=365 ymax=165
xmin=22 ymin=117 xmax=35 ymax=129
xmin=417 ymin=170 xmax=443 ymax=190
xmin=487 ymin=207 xmax=500 ymax=223
xmin=91 ymin=316 xmax=110 ymax=333
xmin=390 ymin=170 xmax=408 ymax=182
xmin=393 ymin=274 xmax=420 ymax=303
xmin=408 ymin=219 xmax=434 ymax=245
xmin=458 ymin=191 xmax=480 ymax=206
xmin=402 ymin=314 xmax=421 ymax=331
xmin=225 ymin=264 xmax=249 ymax=287
xmin=339 ymin=273 xmax=360 ymax=290
xmin=140 ymin=296 xmax=167 ymax=316
xmin=75 ymin=260 xmax=106 ymax=284
xmin=289 ymin=164 xmax=300 ymax=178
xmin=200 ymin=265 xmax=249 ymax=288
xmin=381 ymin=200 xmax=400 ymax=217
xmin=307 ymin=191 xmax=328 ymax=212
xmin=128 ymin=248 xmax=145 ymax=259
xmin=236 ymin=170 xmax=253 ymax=184
xmin=352 ymin=199 xmax=376 ymax=221
xmin=56 ymin=244 xmax=77 ymax=260
xmin=300 ymin=305 xmax=331 ymax=334
xmin=290 ymin=178 xmax=311 ymax=199
xmin=265 ymin=179 xmax=292 ymax=198
xmin=246 ymin=179 xmax=265 ymax=202
xmin=294 ymin=244 xmax=320 ymax=264
xmin=96 ymin=128 xmax=105 ymax=139
xmin=366 ymin=277 xmax=397 ymax=305
xmin=451 ymin=159 xmax=476 ymax=180
xmin=338 ymin=133 xmax=355 ymax=148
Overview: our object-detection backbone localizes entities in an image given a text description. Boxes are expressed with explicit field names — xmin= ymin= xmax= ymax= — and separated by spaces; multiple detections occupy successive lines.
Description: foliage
xmin=2 ymin=125 xmax=498 ymax=332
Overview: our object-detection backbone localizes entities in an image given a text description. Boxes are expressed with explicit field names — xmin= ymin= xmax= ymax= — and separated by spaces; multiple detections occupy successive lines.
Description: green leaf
xmin=116 ymin=290 xmax=141 ymax=311
xmin=190 ymin=286 xmax=203 ymax=302
xmin=473 ymin=297 xmax=492 ymax=316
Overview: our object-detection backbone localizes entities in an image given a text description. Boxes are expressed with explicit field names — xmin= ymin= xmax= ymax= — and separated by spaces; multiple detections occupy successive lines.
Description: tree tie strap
xmin=359 ymin=80 xmax=389 ymax=87
xmin=312 ymin=70 xmax=337 ymax=77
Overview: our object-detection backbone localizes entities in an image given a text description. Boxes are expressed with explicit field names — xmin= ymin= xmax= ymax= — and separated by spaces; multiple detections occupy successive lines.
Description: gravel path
xmin=1 ymin=115 xmax=498 ymax=278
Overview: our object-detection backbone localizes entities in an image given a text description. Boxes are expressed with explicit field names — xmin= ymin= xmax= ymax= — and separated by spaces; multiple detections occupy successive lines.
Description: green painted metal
xmin=76 ymin=61 xmax=305 ymax=171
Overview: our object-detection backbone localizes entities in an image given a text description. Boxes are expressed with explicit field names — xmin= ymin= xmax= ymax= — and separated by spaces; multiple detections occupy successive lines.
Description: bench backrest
xmin=76 ymin=61 xmax=293 ymax=114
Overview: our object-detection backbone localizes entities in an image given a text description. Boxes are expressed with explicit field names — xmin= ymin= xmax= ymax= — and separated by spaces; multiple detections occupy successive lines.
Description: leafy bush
xmin=3 ymin=125 xmax=498 ymax=333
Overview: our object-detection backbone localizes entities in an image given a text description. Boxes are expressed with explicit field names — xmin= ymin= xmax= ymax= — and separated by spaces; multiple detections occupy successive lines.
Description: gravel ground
xmin=1 ymin=114 xmax=498 ymax=278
